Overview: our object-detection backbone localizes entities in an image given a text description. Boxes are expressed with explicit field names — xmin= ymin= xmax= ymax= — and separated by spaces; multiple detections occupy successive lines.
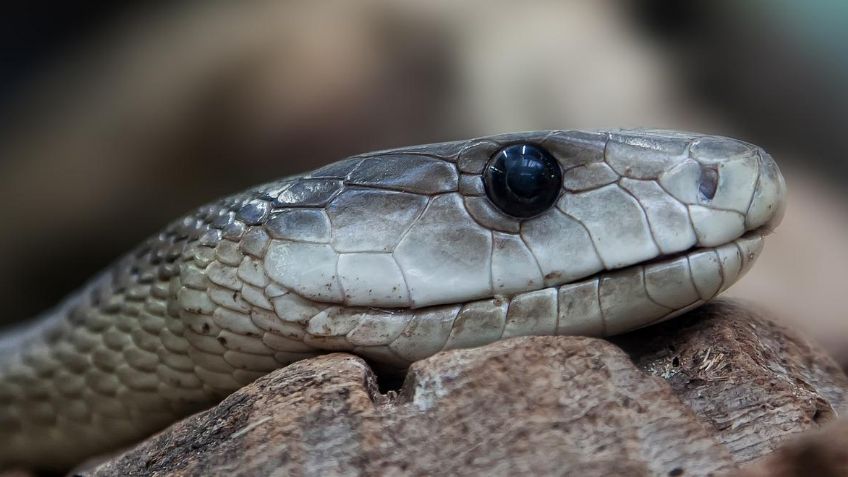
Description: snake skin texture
xmin=0 ymin=129 xmax=786 ymax=470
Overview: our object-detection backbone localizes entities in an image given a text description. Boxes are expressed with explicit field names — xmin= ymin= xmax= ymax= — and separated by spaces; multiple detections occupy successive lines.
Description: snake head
xmin=256 ymin=129 xmax=785 ymax=315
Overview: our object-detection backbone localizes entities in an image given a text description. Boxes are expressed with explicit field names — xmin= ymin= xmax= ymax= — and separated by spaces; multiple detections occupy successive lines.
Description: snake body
xmin=0 ymin=129 xmax=785 ymax=470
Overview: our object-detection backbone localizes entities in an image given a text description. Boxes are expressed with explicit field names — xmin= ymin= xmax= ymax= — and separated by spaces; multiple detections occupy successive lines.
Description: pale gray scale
xmin=337 ymin=253 xmax=410 ymax=307
xmin=252 ymin=309 xmax=302 ymax=339
xmin=237 ymin=257 xmax=269 ymax=288
xmin=746 ymin=150 xmax=786 ymax=230
xmin=264 ymin=282 xmax=288 ymax=299
xmin=214 ymin=240 xmax=244 ymax=267
xmin=443 ymin=299 xmax=508 ymax=350
xmin=388 ymin=305 xmax=461 ymax=361
xmin=644 ymin=257 xmax=700 ymax=309
xmin=261 ymin=332 xmax=316 ymax=353
xmin=491 ymin=231 xmax=544 ymax=294
xmin=599 ymin=266 xmax=672 ymax=335
xmin=347 ymin=155 xmax=458 ymax=194
xmin=269 ymin=292 xmax=326 ymax=325
xmin=658 ymin=159 xmax=701 ymax=205
xmin=205 ymin=262 xmax=241 ymax=290
xmin=689 ymin=136 xmax=755 ymax=164
xmin=562 ymin=162 xmax=620 ymax=191
xmin=606 ymin=129 xmax=693 ymax=154
xmin=502 ymin=288 xmax=558 ymax=338
xmin=239 ymin=227 xmax=270 ymax=257
xmin=463 ymin=196 xmax=520 ymax=233
xmin=735 ymin=234 xmax=764 ymax=279
xmin=559 ymin=184 xmax=660 ymax=269
xmin=181 ymin=312 xmax=218 ymax=338
xmin=346 ymin=310 xmax=413 ymax=347
xmin=212 ymin=308 xmax=262 ymax=337
xmin=457 ymin=140 xmax=500 ymax=174
xmin=604 ymin=131 xmax=690 ymax=179
xmin=541 ymin=129 xmax=608 ymax=167
xmin=241 ymin=283 xmax=273 ymax=310
xmin=520 ymin=208 xmax=603 ymax=286
xmin=458 ymin=174 xmax=485 ymax=196
xmin=619 ymin=178 xmax=696 ymax=254
xmin=306 ymin=307 xmax=363 ymax=338
xmin=686 ymin=250 xmax=723 ymax=300
xmin=178 ymin=288 xmax=216 ymax=315
xmin=394 ymin=193 xmax=493 ymax=307
xmin=327 ymin=188 xmax=427 ymax=253
xmin=217 ymin=330 xmax=272 ymax=355
xmin=264 ymin=240 xmax=344 ymax=303
xmin=688 ymin=205 xmax=746 ymax=247
xmin=557 ymin=279 xmax=605 ymax=336
xmin=716 ymin=243 xmax=744 ymax=294
xmin=265 ymin=209 xmax=331 ymax=243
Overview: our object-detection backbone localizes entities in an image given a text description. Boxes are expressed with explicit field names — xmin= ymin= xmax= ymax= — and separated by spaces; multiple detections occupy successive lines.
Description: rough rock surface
xmin=78 ymin=301 xmax=847 ymax=477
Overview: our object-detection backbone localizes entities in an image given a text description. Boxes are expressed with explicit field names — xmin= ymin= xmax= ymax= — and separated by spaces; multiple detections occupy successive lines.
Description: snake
xmin=0 ymin=129 xmax=786 ymax=471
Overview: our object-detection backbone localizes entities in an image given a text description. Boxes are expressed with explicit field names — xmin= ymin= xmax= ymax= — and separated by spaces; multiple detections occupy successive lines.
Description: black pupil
xmin=483 ymin=144 xmax=562 ymax=218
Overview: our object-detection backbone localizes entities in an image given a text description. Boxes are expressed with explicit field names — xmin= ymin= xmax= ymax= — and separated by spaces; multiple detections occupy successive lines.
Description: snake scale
xmin=0 ymin=129 xmax=785 ymax=471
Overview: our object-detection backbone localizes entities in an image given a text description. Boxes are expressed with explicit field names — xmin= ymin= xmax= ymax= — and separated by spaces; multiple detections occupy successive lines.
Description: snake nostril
xmin=698 ymin=165 xmax=718 ymax=200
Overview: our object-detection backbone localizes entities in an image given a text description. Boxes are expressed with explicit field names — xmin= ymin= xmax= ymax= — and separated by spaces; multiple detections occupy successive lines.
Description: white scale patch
xmin=394 ymin=194 xmax=492 ymax=308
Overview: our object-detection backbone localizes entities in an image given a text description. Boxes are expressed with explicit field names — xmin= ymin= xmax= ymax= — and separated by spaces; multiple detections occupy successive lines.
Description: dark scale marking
xmin=211 ymin=211 xmax=235 ymax=229
xmin=236 ymin=201 xmax=270 ymax=225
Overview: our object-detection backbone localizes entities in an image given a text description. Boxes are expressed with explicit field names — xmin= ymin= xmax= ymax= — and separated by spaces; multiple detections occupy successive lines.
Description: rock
xmin=80 ymin=301 xmax=848 ymax=477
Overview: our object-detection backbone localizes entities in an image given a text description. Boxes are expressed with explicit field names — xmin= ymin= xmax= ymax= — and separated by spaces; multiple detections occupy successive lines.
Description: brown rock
xmin=80 ymin=301 xmax=848 ymax=477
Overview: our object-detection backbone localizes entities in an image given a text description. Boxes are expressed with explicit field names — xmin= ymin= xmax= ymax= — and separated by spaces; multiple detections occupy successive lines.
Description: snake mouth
xmin=526 ymin=229 xmax=767 ymax=338
xmin=320 ymin=229 xmax=768 ymax=371
xmin=624 ymin=229 xmax=766 ymax=272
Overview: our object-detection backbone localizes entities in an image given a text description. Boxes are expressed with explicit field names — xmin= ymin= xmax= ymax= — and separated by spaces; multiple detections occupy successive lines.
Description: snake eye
xmin=483 ymin=144 xmax=562 ymax=218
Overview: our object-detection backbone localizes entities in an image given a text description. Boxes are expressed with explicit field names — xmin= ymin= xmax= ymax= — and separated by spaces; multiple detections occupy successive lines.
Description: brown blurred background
xmin=0 ymin=1 xmax=845 ymax=365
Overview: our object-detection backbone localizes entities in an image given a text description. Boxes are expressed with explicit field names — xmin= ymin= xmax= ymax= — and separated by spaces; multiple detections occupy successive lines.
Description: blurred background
xmin=0 ymin=1 xmax=845 ymax=366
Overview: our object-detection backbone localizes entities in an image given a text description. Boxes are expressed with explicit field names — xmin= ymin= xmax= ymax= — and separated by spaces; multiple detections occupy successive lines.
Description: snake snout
xmin=747 ymin=150 xmax=787 ymax=234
